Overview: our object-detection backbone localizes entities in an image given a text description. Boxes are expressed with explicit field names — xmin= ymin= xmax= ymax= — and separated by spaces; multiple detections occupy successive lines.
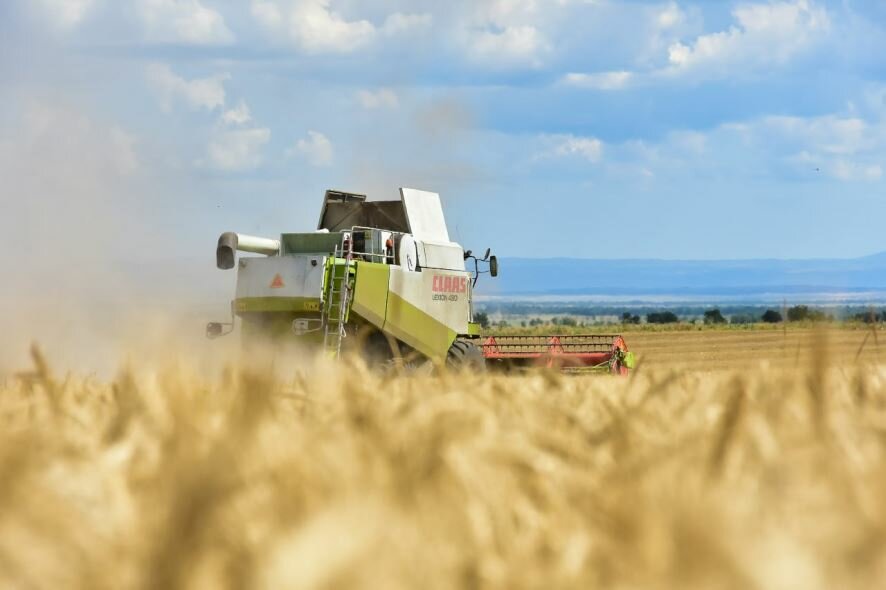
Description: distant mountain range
xmin=481 ymin=252 xmax=886 ymax=297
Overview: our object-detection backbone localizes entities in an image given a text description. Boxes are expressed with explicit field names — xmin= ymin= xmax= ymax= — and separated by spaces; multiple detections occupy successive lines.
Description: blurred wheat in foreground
xmin=2 ymin=345 xmax=886 ymax=590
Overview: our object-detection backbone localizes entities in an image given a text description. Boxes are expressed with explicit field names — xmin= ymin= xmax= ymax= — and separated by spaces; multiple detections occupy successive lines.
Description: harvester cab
xmin=208 ymin=187 xmax=634 ymax=374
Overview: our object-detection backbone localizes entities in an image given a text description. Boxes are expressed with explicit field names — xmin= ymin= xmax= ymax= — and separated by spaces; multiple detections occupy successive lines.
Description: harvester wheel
xmin=446 ymin=339 xmax=486 ymax=372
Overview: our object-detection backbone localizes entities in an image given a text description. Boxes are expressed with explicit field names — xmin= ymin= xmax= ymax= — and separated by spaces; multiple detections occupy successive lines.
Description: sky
xmin=1 ymin=0 xmax=885 ymax=281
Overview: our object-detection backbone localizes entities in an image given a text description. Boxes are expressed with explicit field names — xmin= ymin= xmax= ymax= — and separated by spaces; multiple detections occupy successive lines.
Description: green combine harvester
xmin=208 ymin=188 xmax=635 ymax=374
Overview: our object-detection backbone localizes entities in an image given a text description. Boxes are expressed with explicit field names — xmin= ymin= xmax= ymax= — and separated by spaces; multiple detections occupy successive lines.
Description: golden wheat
xmin=1 ymin=334 xmax=886 ymax=589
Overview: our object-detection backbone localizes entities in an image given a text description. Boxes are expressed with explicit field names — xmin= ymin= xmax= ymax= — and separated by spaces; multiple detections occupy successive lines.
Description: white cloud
xmin=291 ymin=131 xmax=333 ymax=167
xmin=253 ymin=0 xmax=411 ymax=53
xmin=831 ymin=161 xmax=882 ymax=182
xmin=37 ymin=0 xmax=97 ymax=29
xmin=206 ymin=128 xmax=271 ymax=172
xmin=459 ymin=0 xmax=557 ymax=68
xmin=666 ymin=0 xmax=830 ymax=76
xmin=667 ymin=42 xmax=691 ymax=66
xmin=251 ymin=0 xmax=283 ymax=28
xmin=561 ymin=71 xmax=633 ymax=91
xmin=145 ymin=65 xmax=269 ymax=172
xmin=137 ymin=0 xmax=234 ymax=45
xmin=753 ymin=115 xmax=884 ymax=181
xmin=761 ymin=115 xmax=870 ymax=155
xmin=357 ymin=89 xmax=399 ymax=110
xmin=146 ymin=63 xmax=229 ymax=112
xmin=656 ymin=1 xmax=683 ymax=30
xmin=612 ymin=111 xmax=885 ymax=184
xmin=548 ymin=134 xmax=604 ymax=163
xmin=791 ymin=150 xmax=883 ymax=182
xmin=222 ymin=101 xmax=253 ymax=126
xmin=467 ymin=25 xmax=548 ymax=68
xmin=381 ymin=12 xmax=433 ymax=36
xmin=289 ymin=0 xmax=374 ymax=53
xmin=250 ymin=1 xmax=430 ymax=53
xmin=574 ymin=0 xmax=830 ymax=90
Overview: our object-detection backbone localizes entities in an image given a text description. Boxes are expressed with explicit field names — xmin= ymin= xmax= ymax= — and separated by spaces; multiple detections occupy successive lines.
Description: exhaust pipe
xmin=217 ymin=232 xmax=281 ymax=270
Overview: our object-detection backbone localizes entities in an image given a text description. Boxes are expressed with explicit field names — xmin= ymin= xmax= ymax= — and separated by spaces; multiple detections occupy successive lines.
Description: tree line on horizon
xmin=627 ymin=305 xmax=878 ymax=325
xmin=474 ymin=306 xmax=886 ymax=329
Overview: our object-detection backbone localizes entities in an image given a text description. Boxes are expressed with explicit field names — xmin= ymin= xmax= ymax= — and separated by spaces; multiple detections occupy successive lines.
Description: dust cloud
xmin=0 ymin=102 xmax=229 ymax=376
xmin=344 ymin=96 xmax=486 ymax=203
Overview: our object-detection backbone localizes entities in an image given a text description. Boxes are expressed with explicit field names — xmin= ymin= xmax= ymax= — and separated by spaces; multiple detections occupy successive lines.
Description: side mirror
xmin=489 ymin=256 xmax=499 ymax=278
xmin=464 ymin=250 xmax=473 ymax=260
xmin=484 ymin=248 xmax=492 ymax=260
xmin=206 ymin=322 xmax=224 ymax=339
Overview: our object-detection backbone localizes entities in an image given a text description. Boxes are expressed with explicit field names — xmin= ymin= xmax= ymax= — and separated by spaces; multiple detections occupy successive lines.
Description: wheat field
xmin=2 ymin=329 xmax=886 ymax=589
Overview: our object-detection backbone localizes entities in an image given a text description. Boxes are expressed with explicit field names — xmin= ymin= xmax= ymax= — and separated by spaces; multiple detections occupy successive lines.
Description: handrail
xmin=339 ymin=226 xmax=400 ymax=264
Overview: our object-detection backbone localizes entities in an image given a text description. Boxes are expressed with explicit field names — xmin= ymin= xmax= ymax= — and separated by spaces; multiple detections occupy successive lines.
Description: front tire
xmin=446 ymin=339 xmax=486 ymax=373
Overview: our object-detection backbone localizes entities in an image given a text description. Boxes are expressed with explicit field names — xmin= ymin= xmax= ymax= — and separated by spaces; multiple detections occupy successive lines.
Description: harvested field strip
xmin=627 ymin=329 xmax=883 ymax=369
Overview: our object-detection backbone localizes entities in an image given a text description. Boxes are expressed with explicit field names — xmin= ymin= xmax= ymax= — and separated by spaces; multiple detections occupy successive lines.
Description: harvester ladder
xmin=323 ymin=245 xmax=353 ymax=358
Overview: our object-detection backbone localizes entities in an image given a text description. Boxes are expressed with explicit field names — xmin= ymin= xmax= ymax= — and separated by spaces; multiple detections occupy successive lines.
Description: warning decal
xmin=269 ymin=274 xmax=285 ymax=289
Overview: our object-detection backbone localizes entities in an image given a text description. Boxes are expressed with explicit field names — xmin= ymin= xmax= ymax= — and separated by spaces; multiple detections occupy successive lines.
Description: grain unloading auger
xmin=207 ymin=188 xmax=635 ymax=374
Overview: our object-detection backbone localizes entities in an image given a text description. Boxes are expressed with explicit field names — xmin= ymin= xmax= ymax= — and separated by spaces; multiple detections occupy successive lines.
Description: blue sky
xmin=1 ymin=0 xmax=885 ymax=274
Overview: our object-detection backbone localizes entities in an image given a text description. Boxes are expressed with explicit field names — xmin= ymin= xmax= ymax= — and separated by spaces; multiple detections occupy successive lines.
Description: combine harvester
xmin=208 ymin=188 xmax=635 ymax=374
